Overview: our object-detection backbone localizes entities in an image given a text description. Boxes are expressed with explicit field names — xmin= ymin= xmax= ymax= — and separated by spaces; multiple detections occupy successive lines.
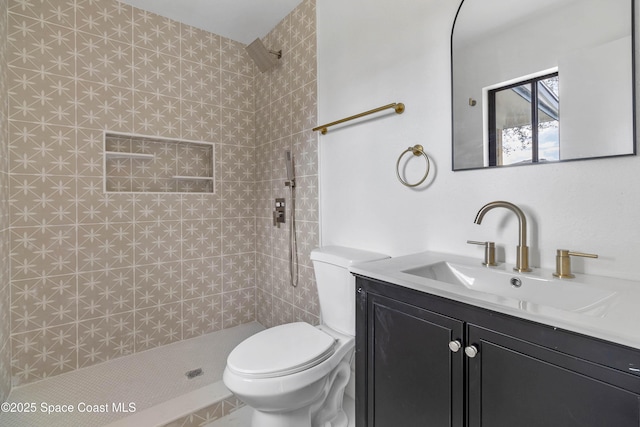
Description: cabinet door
xmin=467 ymin=324 xmax=640 ymax=427
xmin=364 ymin=294 xmax=464 ymax=427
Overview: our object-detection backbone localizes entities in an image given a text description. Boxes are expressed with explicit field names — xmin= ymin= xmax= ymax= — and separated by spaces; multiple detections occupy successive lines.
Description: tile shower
xmin=0 ymin=0 xmax=318 ymax=401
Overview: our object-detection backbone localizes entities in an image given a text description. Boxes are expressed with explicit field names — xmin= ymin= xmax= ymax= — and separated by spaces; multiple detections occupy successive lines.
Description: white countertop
xmin=349 ymin=251 xmax=640 ymax=350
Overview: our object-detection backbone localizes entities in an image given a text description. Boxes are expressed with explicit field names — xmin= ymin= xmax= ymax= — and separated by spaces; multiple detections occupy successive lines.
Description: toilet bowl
xmin=223 ymin=246 xmax=389 ymax=427
xmin=223 ymin=323 xmax=354 ymax=427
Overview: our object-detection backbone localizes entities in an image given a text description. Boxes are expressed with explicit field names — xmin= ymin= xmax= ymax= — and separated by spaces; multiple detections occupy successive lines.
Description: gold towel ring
xmin=396 ymin=145 xmax=430 ymax=187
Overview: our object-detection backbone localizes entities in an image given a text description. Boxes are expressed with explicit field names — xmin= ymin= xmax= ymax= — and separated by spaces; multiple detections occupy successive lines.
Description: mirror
xmin=451 ymin=0 xmax=636 ymax=170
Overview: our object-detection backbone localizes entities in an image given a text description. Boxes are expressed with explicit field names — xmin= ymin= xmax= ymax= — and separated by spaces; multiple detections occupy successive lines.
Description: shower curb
xmin=105 ymin=381 xmax=244 ymax=427
xmin=160 ymin=394 xmax=244 ymax=427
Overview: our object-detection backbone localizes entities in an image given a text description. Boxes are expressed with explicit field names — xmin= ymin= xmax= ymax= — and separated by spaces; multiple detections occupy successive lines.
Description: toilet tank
xmin=310 ymin=246 xmax=389 ymax=336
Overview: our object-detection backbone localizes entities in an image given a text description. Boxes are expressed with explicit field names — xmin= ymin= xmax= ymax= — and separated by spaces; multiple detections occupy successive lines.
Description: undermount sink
xmin=403 ymin=261 xmax=618 ymax=316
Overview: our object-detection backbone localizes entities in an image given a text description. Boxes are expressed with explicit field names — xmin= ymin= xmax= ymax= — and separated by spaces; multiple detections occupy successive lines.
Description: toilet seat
xmin=226 ymin=322 xmax=337 ymax=379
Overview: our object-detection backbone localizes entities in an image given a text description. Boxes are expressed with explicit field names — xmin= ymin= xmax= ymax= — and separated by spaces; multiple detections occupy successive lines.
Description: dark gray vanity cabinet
xmin=355 ymin=276 xmax=640 ymax=427
xmin=359 ymin=292 xmax=464 ymax=427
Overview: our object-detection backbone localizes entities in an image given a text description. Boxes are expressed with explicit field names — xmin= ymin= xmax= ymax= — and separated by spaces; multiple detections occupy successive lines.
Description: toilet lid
xmin=227 ymin=322 xmax=337 ymax=379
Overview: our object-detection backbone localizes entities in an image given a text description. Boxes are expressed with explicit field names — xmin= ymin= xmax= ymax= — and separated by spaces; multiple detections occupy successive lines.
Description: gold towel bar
xmin=313 ymin=102 xmax=405 ymax=134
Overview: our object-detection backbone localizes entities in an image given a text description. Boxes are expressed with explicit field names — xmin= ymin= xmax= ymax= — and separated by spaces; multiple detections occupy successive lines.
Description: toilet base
xmin=251 ymin=406 xmax=310 ymax=427
xmin=250 ymin=406 xmax=348 ymax=427
xmin=248 ymin=357 xmax=351 ymax=427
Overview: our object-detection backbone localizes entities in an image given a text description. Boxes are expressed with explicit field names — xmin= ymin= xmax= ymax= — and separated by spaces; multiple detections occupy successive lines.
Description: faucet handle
xmin=467 ymin=240 xmax=498 ymax=267
xmin=553 ymin=249 xmax=598 ymax=279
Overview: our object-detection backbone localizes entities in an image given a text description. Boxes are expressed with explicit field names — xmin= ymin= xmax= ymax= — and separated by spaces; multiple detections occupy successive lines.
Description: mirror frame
xmin=450 ymin=0 xmax=637 ymax=171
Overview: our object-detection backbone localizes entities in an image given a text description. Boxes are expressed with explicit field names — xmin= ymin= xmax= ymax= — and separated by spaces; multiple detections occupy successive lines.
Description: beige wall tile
xmin=10 ymin=174 xmax=77 ymax=227
xmin=271 ymin=256 xmax=295 ymax=304
xmin=11 ymin=274 xmax=77 ymax=333
xmin=183 ymin=219 xmax=222 ymax=259
xmin=7 ymin=14 xmax=75 ymax=76
xmin=293 ymin=175 xmax=318 ymax=222
xmin=135 ymin=193 xmax=181 ymax=221
xmin=11 ymin=225 xmax=77 ymax=281
xmin=222 ymin=254 xmax=256 ymax=292
xmin=77 ymin=81 xmax=134 ymax=132
xmin=132 ymin=9 xmax=181 ymax=57
xmin=294 ymin=306 xmax=319 ymax=326
xmin=134 ymin=262 xmax=181 ymax=309
xmin=76 ymin=0 xmax=133 ymax=43
xmin=77 ymin=128 xmax=108 ymax=177
xmin=295 ymin=266 xmax=320 ymax=315
xmin=77 ymin=32 xmax=134 ymax=88
xmin=254 ymin=0 xmax=319 ymax=327
xmin=181 ymin=60 xmax=220 ymax=105
xmin=78 ymin=268 xmax=135 ymax=319
xmin=9 ymin=0 xmax=75 ymax=27
xmin=180 ymin=101 xmax=221 ymax=142
xmin=8 ymin=68 xmax=76 ymax=126
xmin=291 ymin=82 xmax=317 ymax=134
xmin=2 ymin=0 xmax=318 ymax=389
xmin=134 ymin=302 xmax=181 ymax=351
xmin=134 ymin=219 xmax=181 ymax=263
xmin=9 ymin=122 xmax=77 ymax=176
xmin=181 ymin=26 xmax=221 ymax=68
xmin=272 ymin=296 xmax=295 ymax=326
xmin=78 ymin=312 xmax=135 ymax=367
xmin=0 ymin=0 xmax=10 ymax=401
xmin=77 ymin=223 xmax=134 ymax=271
xmin=77 ymin=179 xmax=135 ymax=223
xmin=221 ymin=39 xmax=253 ymax=76
xmin=180 ymin=193 xmax=220 ymax=220
xmin=11 ymin=324 xmax=78 ymax=386
xmin=182 ymin=294 xmax=223 ymax=339
xmin=220 ymin=107 xmax=254 ymax=146
xmin=134 ymin=49 xmax=181 ymax=98
xmin=256 ymin=253 xmax=274 ymax=295
xmin=222 ymin=217 xmax=255 ymax=255
xmin=222 ymin=288 xmax=255 ymax=329
xmin=182 ymin=257 xmax=222 ymax=298
xmin=0 ymin=339 xmax=11 ymax=401
xmin=220 ymin=181 xmax=255 ymax=218
xmin=132 ymin=92 xmax=181 ymax=138
xmin=293 ymin=130 xmax=318 ymax=176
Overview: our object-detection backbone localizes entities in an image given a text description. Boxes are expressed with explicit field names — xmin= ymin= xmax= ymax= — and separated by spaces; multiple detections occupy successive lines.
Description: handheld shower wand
xmin=284 ymin=150 xmax=295 ymax=188
xmin=284 ymin=151 xmax=298 ymax=287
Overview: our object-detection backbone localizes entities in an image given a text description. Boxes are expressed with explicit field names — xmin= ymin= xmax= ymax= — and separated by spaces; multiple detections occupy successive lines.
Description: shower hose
xmin=288 ymin=182 xmax=299 ymax=288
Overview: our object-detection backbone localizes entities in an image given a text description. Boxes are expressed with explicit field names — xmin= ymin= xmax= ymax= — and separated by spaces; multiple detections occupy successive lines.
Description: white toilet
xmin=223 ymin=246 xmax=389 ymax=427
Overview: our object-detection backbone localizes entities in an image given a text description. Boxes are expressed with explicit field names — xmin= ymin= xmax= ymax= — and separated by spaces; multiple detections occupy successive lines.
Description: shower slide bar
xmin=313 ymin=102 xmax=405 ymax=135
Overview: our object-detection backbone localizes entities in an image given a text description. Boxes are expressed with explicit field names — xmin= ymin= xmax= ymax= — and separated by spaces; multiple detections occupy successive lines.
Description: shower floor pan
xmin=0 ymin=322 xmax=264 ymax=427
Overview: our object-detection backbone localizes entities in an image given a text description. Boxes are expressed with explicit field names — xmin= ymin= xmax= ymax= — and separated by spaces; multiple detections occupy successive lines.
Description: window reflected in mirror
xmin=489 ymin=73 xmax=559 ymax=166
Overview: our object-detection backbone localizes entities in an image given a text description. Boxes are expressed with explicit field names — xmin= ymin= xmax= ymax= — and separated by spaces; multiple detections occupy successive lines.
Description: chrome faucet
xmin=474 ymin=201 xmax=532 ymax=272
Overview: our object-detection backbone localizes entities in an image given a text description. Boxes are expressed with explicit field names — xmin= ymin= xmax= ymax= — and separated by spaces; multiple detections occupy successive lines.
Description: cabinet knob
xmin=465 ymin=345 xmax=479 ymax=358
xmin=448 ymin=340 xmax=462 ymax=352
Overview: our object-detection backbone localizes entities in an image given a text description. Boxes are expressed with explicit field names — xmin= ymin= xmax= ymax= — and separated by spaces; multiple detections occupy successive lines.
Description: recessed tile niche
xmin=104 ymin=132 xmax=215 ymax=193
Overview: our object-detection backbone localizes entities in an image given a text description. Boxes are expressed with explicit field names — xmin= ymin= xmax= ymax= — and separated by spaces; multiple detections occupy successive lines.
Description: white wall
xmin=317 ymin=0 xmax=640 ymax=281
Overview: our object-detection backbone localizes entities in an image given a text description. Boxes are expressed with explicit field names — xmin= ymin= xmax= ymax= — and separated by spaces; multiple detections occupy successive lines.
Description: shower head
xmin=245 ymin=38 xmax=282 ymax=73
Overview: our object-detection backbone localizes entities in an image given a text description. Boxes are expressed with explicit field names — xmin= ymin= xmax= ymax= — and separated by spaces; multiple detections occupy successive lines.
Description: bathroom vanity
xmin=351 ymin=252 xmax=640 ymax=427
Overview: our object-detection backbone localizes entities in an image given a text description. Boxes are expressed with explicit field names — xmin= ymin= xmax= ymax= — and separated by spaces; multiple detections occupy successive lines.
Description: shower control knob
xmin=448 ymin=340 xmax=462 ymax=353
xmin=465 ymin=345 xmax=479 ymax=358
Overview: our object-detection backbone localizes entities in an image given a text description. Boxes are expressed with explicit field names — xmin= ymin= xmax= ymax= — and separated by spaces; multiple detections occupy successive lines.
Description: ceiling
xmin=119 ymin=0 xmax=304 ymax=45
